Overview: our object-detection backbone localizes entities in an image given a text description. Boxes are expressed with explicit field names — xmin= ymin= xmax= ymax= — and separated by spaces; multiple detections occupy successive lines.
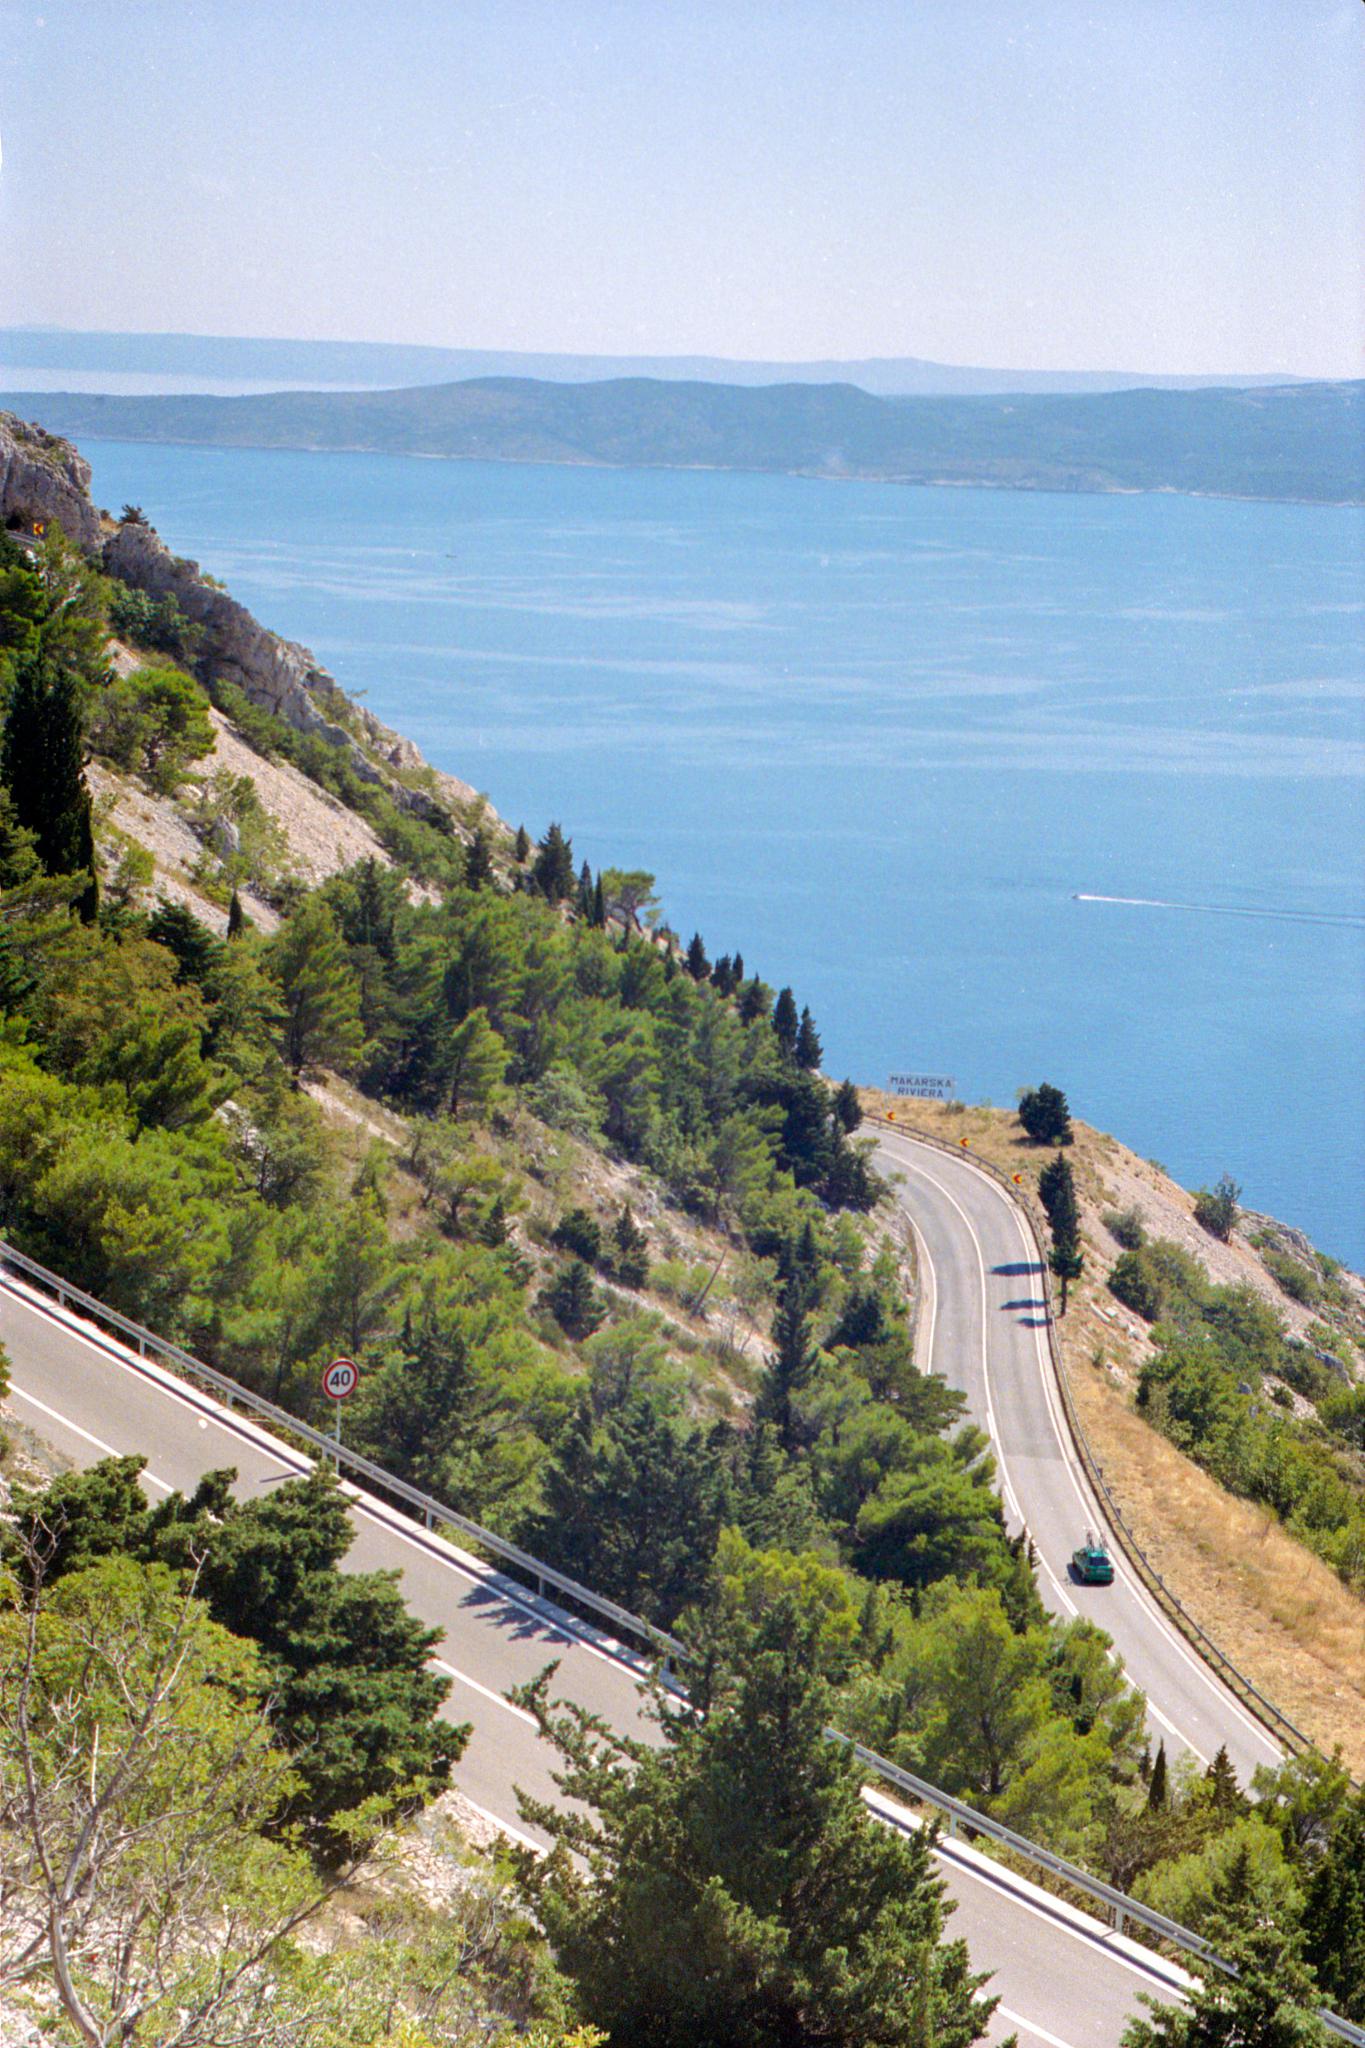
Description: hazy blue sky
xmin=1 ymin=1 xmax=1360 ymax=375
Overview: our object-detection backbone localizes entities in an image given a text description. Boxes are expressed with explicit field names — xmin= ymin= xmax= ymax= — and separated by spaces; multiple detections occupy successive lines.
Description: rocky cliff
xmin=0 ymin=410 xmax=488 ymax=833
xmin=0 ymin=410 xmax=105 ymax=551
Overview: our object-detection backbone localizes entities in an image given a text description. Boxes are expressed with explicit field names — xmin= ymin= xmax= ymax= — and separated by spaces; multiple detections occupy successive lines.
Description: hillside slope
xmin=10 ymin=373 xmax=1362 ymax=502
xmin=864 ymin=1092 xmax=1365 ymax=1771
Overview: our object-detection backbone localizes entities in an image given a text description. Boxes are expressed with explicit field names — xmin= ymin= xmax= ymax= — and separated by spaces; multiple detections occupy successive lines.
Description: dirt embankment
xmin=860 ymin=1092 xmax=1365 ymax=1774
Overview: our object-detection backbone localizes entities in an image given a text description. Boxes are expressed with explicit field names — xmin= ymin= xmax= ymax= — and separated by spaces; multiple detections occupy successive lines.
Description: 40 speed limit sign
xmin=322 ymin=1357 xmax=359 ymax=1400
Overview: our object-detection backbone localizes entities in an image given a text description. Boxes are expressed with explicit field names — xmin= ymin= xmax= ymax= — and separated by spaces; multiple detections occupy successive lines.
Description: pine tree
xmin=516 ymin=1596 xmax=998 ymax=2048
xmin=269 ymin=895 xmax=365 ymax=1072
xmin=442 ymin=1005 xmax=509 ymax=1119
xmin=772 ymin=985 xmax=799 ymax=1056
xmin=0 ymin=644 xmax=98 ymax=920
xmin=1019 ymin=1081 xmax=1073 ymax=1145
xmin=794 ymin=1004 xmax=823 ymax=1070
xmin=685 ymin=931 xmax=709 ymax=980
xmin=1122 ymin=1906 xmax=1330 ymax=2047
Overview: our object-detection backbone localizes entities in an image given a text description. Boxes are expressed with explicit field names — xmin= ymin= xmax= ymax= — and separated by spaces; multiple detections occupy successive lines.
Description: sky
xmin=0 ymin=0 xmax=1361 ymax=377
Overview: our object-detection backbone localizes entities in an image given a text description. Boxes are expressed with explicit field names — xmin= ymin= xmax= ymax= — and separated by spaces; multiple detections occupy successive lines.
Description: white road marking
xmin=456 ymin=1797 xmax=545 ymax=1856
xmin=997 ymin=2006 xmax=1080 ymax=2048
xmin=8 ymin=1384 xmax=174 ymax=1496
xmin=3 ymin=1278 xmax=657 ymax=1691
xmin=432 ymin=1657 xmax=539 ymax=1727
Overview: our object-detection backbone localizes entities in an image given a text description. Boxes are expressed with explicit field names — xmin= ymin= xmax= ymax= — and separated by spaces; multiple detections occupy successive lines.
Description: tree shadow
xmin=992 ymin=1261 xmax=1040 ymax=1277
xmin=1001 ymin=1297 xmax=1046 ymax=1312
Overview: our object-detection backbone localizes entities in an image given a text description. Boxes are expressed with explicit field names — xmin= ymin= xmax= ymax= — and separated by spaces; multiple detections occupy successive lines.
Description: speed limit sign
xmin=322 ymin=1357 xmax=359 ymax=1400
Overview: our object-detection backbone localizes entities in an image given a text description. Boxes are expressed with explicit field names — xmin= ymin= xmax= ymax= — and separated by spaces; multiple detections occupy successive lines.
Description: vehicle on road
xmin=1071 ymin=1535 xmax=1115 ymax=1585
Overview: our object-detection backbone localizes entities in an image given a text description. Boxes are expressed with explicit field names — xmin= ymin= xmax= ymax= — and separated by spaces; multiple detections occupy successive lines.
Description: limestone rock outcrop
xmin=0 ymin=411 xmax=105 ymax=552
xmin=1 ymin=412 xmax=497 ymax=837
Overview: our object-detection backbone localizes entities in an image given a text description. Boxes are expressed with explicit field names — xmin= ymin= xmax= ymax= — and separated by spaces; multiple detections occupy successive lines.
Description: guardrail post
xmin=1114 ymin=1905 xmax=1127 ymax=1936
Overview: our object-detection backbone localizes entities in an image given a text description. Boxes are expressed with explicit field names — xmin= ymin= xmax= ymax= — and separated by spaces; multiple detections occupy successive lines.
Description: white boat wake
xmin=1073 ymin=893 xmax=1365 ymax=930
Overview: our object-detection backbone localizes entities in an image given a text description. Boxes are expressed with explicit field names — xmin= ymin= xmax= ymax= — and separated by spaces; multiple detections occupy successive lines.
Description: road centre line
xmin=881 ymin=1134 xmax=1221 ymax=1764
xmin=432 ymin=1657 xmax=539 ymax=1728
xmin=965 ymin=1157 xmax=1278 ymax=1765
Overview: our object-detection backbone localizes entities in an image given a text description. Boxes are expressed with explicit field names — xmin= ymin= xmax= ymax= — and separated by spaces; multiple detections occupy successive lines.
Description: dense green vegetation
xmin=0 ymin=508 xmax=1358 ymax=2040
xmin=0 ymin=1530 xmax=597 ymax=2046
xmin=515 ymin=1595 xmax=998 ymax=2048
xmin=1107 ymin=1238 xmax=1365 ymax=1590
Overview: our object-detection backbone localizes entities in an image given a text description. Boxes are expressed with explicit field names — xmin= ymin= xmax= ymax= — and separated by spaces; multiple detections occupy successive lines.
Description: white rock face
xmin=1 ymin=412 xmax=498 ymax=836
xmin=0 ymin=411 xmax=105 ymax=551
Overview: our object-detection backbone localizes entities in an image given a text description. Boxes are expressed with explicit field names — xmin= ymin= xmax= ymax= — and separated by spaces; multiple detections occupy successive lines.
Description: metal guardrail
xmin=0 ymin=1238 xmax=685 ymax=1667
xmin=866 ymin=1113 xmax=1323 ymax=1763
xmin=7 ymin=1234 xmax=1365 ymax=2042
xmin=839 ymin=1734 xmax=1365 ymax=2046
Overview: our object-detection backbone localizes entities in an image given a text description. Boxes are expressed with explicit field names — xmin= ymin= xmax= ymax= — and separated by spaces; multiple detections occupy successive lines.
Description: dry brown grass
xmin=860 ymin=1089 xmax=1365 ymax=1772
xmin=1068 ymin=1358 xmax=1365 ymax=1773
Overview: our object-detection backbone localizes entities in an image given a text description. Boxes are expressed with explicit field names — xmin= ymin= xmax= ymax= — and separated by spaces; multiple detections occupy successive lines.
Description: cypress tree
xmin=576 ymin=858 xmax=594 ymax=918
xmin=464 ymin=826 xmax=494 ymax=890
xmin=833 ymin=1078 xmax=863 ymax=1132
xmin=1147 ymin=1740 xmax=1168 ymax=1811
xmin=794 ymin=1004 xmax=823 ymax=1070
xmin=1302 ymin=1787 xmax=1365 ymax=2021
xmin=772 ymin=985 xmax=799 ymax=1056
xmin=532 ymin=821 xmax=575 ymax=901
xmin=685 ymin=931 xmax=709 ymax=980
xmin=756 ymin=1277 xmax=818 ymax=1453
xmin=731 ymin=951 xmax=744 ymax=985
xmin=226 ymin=887 xmax=246 ymax=938
xmin=591 ymin=872 xmax=607 ymax=927
xmin=0 ymin=645 xmax=98 ymax=920
xmin=738 ymin=975 xmax=768 ymax=1024
xmin=514 ymin=822 xmax=530 ymax=863
xmin=1038 ymin=1152 xmax=1079 ymax=1242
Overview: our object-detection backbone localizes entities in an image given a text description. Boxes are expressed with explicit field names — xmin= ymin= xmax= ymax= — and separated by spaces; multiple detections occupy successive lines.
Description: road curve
xmin=1 ymin=1267 xmax=1189 ymax=2048
xmin=875 ymin=1126 xmax=1282 ymax=1783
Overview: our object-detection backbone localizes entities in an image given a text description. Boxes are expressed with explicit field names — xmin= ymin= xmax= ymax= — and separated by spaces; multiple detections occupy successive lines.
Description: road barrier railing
xmin=7 ymin=1233 xmax=1364 ymax=2044
xmin=838 ymin=1734 xmax=1365 ymax=2047
xmin=0 ymin=1236 xmax=685 ymax=1669
xmin=866 ymin=1113 xmax=1323 ymax=1763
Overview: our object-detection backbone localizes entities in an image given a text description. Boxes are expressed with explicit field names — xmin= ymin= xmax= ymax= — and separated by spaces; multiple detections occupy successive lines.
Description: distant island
xmin=6 ymin=374 xmax=1361 ymax=503
xmin=0 ymin=323 xmax=1314 ymax=397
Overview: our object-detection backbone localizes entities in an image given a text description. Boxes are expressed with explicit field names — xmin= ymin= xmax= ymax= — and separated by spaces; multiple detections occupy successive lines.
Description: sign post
xmin=321 ymin=1356 xmax=359 ymax=1466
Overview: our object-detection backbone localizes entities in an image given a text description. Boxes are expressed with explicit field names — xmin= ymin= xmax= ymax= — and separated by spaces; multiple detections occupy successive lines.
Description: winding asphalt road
xmin=874 ymin=1125 xmax=1282 ymax=1783
xmin=1 ymin=1231 xmax=1218 ymax=2048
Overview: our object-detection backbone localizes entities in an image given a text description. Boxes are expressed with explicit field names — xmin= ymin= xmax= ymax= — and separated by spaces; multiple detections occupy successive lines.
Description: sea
xmin=79 ymin=440 xmax=1365 ymax=1268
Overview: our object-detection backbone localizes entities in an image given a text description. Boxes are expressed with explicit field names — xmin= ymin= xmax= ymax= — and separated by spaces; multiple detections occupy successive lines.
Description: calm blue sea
xmin=83 ymin=442 xmax=1365 ymax=1266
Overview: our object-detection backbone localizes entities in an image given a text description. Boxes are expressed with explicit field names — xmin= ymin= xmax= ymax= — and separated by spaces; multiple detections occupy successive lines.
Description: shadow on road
xmin=991 ymin=1261 xmax=1040 ymax=1277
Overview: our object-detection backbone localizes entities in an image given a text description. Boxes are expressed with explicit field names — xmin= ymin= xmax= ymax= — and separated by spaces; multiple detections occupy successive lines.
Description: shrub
xmin=1193 ymin=1173 xmax=1241 ymax=1242
xmin=1261 ymin=1248 xmax=1322 ymax=1307
xmin=1103 ymin=1205 xmax=1146 ymax=1251
xmin=1109 ymin=1249 xmax=1162 ymax=1322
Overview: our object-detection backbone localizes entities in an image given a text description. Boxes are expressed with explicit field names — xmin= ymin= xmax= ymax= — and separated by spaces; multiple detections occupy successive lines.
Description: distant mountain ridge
xmin=0 ymin=325 xmax=1310 ymax=398
xmin=8 ymin=374 xmax=1361 ymax=503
